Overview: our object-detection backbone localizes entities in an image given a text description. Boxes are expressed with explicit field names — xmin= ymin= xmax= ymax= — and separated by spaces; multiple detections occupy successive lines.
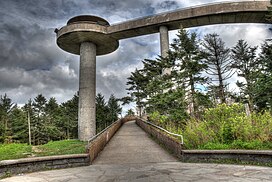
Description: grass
xmin=0 ymin=140 xmax=87 ymax=161
xmin=34 ymin=140 xmax=87 ymax=156
xmin=0 ymin=143 xmax=32 ymax=160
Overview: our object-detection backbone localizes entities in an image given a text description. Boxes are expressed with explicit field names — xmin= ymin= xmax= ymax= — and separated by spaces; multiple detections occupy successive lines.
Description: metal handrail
xmin=140 ymin=118 xmax=184 ymax=145
xmin=87 ymin=119 xmax=120 ymax=145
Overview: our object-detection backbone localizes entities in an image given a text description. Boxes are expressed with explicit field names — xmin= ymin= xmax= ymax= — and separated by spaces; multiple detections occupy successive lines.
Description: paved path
xmin=1 ymin=121 xmax=272 ymax=182
xmin=93 ymin=120 xmax=177 ymax=165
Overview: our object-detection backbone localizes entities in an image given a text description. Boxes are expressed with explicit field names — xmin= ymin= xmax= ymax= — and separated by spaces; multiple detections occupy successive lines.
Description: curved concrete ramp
xmin=93 ymin=120 xmax=178 ymax=164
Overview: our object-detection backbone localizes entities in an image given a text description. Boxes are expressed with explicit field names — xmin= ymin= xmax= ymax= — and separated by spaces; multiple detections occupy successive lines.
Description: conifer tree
xmin=0 ymin=94 xmax=15 ymax=143
xmin=231 ymin=40 xmax=259 ymax=111
xmin=168 ymin=29 xmax=208 ymax=115
xmin=201 ymin=33 xmax=234 ymax=104
xmin=96 ymin=93 xmax=109 ymax=132
xmin=253 ymin=41 xmax=272 ymax=111
xmin=107 ymin=94 xmax=122 ymax=123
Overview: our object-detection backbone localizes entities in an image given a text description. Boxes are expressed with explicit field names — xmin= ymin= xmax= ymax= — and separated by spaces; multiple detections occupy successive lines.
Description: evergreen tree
xmin=96 ymin=93 xmax=109 ymax=132
xmin=0 ymin=94 xmax=15 ymax=143
xmin=126 ymin=69 xmax=148 ymax=116
xmin=253 ymin=41 xmax=272 ymax=111
xmin=168 ymin=29 xmax=208 ymax=116
xmin=126 ymin=109 xmax=135 ymax=116
xmin=231 ymin=40 xmax=259 ymax=111
xmin=10 ymin=106 xmax=28 ymax=143
xmin=32 ymin=94 xmax=47 ymax=145
xmin=107 ymin=94 xmax=122 ymax=123
xmin=201 ymin=33 xmax=234 ymax=104
xmin=44 ymin=97 xmax=62 ymax=141
xmin=60 ymin=94 xmax=78 ymax=139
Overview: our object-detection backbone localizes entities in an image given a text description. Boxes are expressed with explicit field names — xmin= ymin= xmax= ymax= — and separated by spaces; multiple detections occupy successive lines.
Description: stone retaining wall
xmin=181 ymin=150 xmax=272 ymax=166
xmin=136 ymin=118 xmax=183 ymax=159
xmin=0 ymin=154 xmax=89 ymax=179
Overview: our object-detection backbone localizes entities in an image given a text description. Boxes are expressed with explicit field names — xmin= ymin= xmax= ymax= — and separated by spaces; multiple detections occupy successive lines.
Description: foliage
xmin=201 ymin=33 xmax=234 ymax=104
xmin=59 ymin=94 xmax=79 ymax=140
xmin=168 ymin=29 xmax=208 ymax=116
xmin=126 ymin=109 xmax=135 ymax=116
xmin=253 ymin=41 xmax=272 ymax=112
xmin=0 ymin=94 xmax=15 ymax=143
xmin=231 ymin=40 xmax=259 ymax=111
xmin=107 ymin=94 xmax=122 ymax=122
xmin=183 ymin=104 xmax=272 ymax=149
xmin=0 ymin=92 xmax=122 ymax=145
xmin=199 ymin=141 xmax=272 ymax=150
xmin=96 ymin=94 xmax=122 ymax=132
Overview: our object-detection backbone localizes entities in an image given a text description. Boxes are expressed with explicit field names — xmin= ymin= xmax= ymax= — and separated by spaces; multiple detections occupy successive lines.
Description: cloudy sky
xmin=0 ymin=0 xmax=271 ymax=111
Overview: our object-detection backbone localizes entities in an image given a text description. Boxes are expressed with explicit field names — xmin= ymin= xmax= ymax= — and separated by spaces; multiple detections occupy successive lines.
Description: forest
xmin=0 ymin=93 xmax=121 ymax=145
xmin=123 ymin=27 xmax=272 ymax=149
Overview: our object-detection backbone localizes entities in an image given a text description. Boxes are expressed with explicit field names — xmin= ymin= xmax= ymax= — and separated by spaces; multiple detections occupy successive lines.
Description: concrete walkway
xmin=1 ymin=121 xmax=272 ymax=182
xmin=93 ymin=120 xmax=177 ymax=165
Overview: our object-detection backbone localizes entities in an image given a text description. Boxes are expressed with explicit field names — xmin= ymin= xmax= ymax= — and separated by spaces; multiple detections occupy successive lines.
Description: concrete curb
xmin=0 ymin=154 xmax=89 ymax=179
xmin=181 ymin=150 xmax=272 ymax=166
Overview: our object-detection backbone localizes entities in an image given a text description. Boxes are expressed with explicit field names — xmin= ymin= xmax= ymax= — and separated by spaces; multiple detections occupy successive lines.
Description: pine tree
xmin=0 ymin=94 xmax=15 ymax=143
xmin=44 ymin=97 xmax=62 ymax=141
xmin=231 ymin=40 xmax=259 ymax=111
xmin=10 ymin=106 xmax=28 ymax=143
xmin=126 ymin=109 xmax=135 ymax=116
xmin=253 ymin=41 xmax=272 ymax=111
xmin=32 ymin=94 xmax=47 ymax=145
xmin=201 ymin=33 xmax=234 ymax=104
xmin=107 ymin=94 xmax=122 ymax=123
xmin=96 ymin=93 xmax=109 ymax=132
xmin=125 ymin=69 xmax=148 ymax=116
xmin=168 ymin=29 xmax=208 ymax=116
xmin=60 ymin=94 xmax=78 ymax=139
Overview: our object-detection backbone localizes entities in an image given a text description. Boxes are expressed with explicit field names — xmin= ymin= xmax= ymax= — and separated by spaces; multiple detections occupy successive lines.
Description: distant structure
xmin=56 ymin=1 xmax=270 ymax=141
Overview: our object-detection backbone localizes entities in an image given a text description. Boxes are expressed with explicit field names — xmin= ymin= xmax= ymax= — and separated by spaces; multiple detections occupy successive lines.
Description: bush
xmin=182 ymin=104 xmax=272 ymax=149
xmin=149 ymin=103 xmax=272 ymax=149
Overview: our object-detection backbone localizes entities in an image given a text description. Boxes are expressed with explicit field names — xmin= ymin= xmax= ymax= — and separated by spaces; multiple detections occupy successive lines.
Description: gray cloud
xmin=0 ymin=0 xmax=271 ymax=114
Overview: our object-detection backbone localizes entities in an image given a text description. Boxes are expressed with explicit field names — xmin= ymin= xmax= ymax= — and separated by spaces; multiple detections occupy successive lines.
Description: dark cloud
xmin=0 ymin=0 xmax=271 ymax=114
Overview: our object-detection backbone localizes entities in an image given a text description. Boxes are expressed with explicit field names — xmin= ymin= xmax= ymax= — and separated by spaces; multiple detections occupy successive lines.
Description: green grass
xmin=35 ymin=140 xmax=87 ymax=156
xmin=0 ymin=140 xmax=87 ymax=161
xmin=0 ymin=143 xmax=32 ymax=160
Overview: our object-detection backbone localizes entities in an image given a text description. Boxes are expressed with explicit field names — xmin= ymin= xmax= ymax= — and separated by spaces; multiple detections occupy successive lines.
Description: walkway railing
xmin=111 ymin=0 xmax=269 ymax=26
xmin=140 ymin=118 xmax=184 ymax=145
xmin=87 ymin=120 xmax=119 ymax=145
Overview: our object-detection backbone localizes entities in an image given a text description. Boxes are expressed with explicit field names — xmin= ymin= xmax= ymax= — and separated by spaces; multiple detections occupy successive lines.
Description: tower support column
xmin=78 ymin=42 xmax=96 ymax=141
xmin=159 ymin=26 xmax=170 ymax=75
xmin=159 ymin=26 xmax=169 ymax=58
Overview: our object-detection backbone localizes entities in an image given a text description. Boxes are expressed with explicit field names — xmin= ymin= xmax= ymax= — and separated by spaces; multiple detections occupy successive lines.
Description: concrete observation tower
xmin=56 ymin=15 xmax=119 ymax=141
xmin=56 ymin=1 xmax=270 ymax=141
